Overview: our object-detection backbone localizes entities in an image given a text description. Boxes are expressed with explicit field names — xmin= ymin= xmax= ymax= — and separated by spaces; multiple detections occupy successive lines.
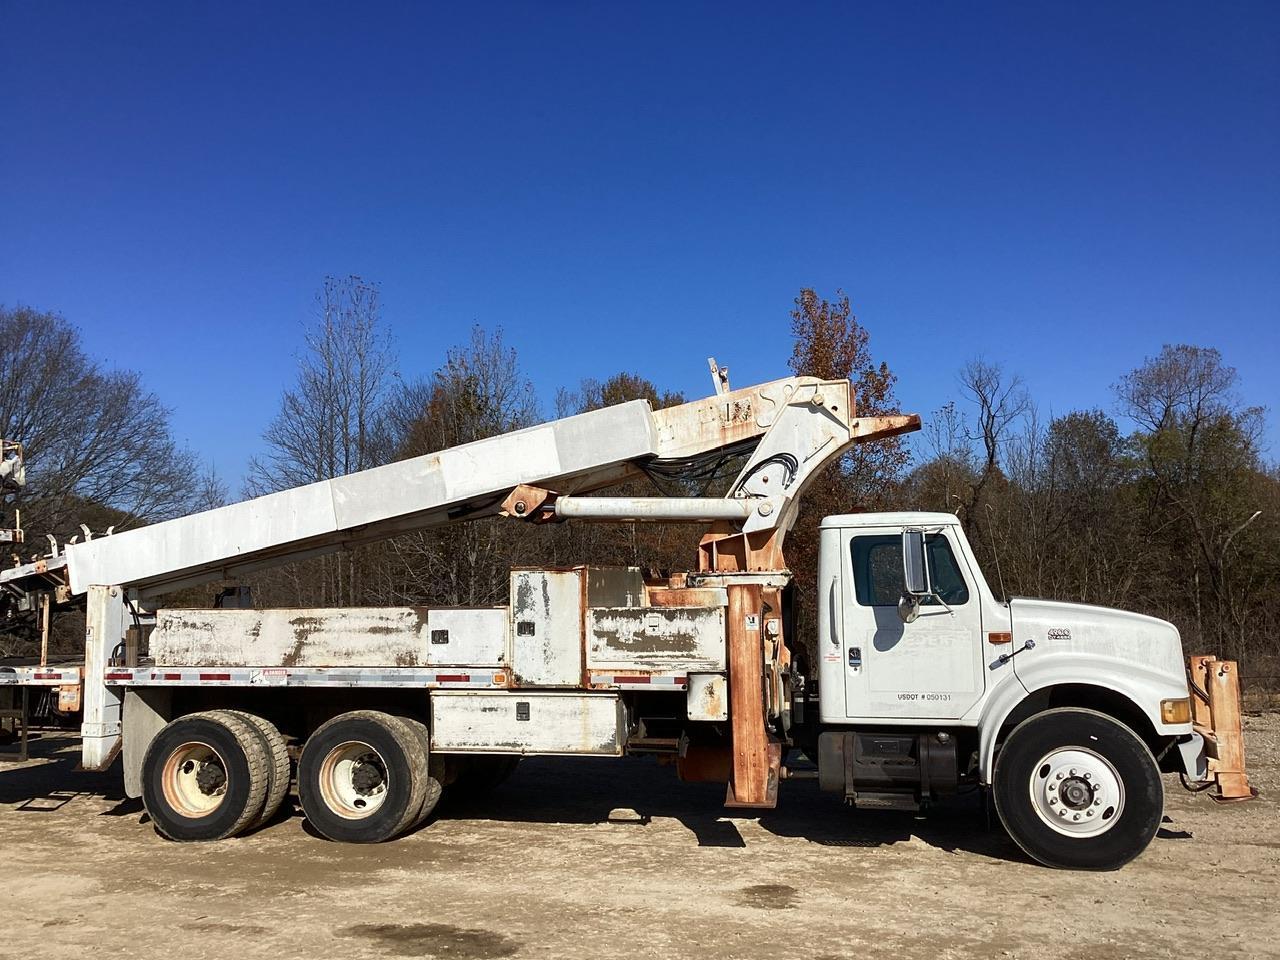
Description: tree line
xmin=2 ymin=284 xmax=1276 ymax=692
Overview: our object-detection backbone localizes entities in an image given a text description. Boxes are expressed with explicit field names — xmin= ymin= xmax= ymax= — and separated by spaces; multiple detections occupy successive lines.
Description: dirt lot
xmin=1 ymin=716 xmax=1277 ymax=960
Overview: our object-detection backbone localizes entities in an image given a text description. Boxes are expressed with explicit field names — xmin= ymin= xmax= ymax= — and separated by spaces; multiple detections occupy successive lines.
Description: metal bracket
xmin=997 ymin=638 xmax=1035 ymax=665
xmin=81 ymin=721 xmax=122 ymax=738
xmin=707 ymin=357 xmax=731 ymax=395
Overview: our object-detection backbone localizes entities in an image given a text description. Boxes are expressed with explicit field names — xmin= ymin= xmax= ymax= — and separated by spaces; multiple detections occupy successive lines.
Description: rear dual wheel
xmin=297 ymin=711 xmax=443 ymax=843
xmin=142 ymin=711 xmax=274 ymax=841
xmin=214 ymin=709 xmax=292 ymax=830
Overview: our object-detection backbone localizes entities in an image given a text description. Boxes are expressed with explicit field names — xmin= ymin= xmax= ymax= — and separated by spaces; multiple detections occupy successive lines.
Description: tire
xmin=297 ymin=711 xmax=428 ymax=843
xmin=397 ymin=715 xmax=444 ymax=829
xmin=210 ymin=710 xmax=291 ymax=830
xmin=141 ymin=712 xmax=270 ymax=842
xmin=993 ymin=707 xmax=1163 ymax=870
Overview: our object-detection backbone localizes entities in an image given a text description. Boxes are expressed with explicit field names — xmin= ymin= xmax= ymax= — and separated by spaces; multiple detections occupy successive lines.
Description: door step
xmin=851 ymin=791 xmax=919 ymax=811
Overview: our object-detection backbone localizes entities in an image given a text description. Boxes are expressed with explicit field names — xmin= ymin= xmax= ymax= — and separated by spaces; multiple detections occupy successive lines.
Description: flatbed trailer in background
xmin=0 ymin=359 xmax=1254 ymax=870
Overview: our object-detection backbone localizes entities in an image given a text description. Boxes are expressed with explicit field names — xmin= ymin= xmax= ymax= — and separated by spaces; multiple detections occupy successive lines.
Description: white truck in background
xmin=0 ymin=361 xmax=1254 ymax=870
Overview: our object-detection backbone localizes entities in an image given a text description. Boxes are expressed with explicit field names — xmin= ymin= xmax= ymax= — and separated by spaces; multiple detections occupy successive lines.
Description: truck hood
xmin=1008 ymin=597 xmax=1185 ymax=678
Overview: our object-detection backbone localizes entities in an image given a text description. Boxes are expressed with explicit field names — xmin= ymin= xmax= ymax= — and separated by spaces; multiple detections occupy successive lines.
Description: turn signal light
xmin=1160 ymin=697 xmax=1192 ymax=724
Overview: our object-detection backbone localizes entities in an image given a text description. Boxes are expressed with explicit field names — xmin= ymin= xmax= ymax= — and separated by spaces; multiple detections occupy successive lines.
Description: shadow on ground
xmin=0 ymin=735 xmax=125 ymax=812
xmin=428 ymin=754 xmax=1027 ymax=862
xmin=2 ymin=735 xmax=1029 ymax=862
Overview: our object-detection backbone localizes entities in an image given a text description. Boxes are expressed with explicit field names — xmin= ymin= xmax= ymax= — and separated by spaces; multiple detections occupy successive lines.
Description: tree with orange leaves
xmin=786 ymin=288 xmax=910 ymax=668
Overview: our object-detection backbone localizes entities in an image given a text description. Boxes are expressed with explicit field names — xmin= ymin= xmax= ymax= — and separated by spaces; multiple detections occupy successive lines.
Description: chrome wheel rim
xmin=1029 ymin=746 xmax=1125 ymax=838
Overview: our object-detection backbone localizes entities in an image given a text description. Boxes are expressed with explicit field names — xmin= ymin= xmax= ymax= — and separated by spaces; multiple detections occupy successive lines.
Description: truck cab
xmin=811 ymin=511 xmax=1208 ymax=869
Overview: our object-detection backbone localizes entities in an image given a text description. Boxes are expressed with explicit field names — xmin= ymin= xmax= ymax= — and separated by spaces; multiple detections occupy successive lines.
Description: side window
xmin=926 ymin=536 xmax=970 ymax=606
xmin=851 ymin=533 xmax=970 ymax=607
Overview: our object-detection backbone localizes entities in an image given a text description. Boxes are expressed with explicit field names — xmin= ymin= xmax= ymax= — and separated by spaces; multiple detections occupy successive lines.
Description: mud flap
xmin=1176 ymin=732 xmax=1207 ymax=782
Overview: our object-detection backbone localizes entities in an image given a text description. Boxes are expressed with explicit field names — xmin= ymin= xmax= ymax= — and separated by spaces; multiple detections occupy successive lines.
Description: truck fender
xmin=122 ymin=688 xmax=172 ymax=799
xmin=976 ymin=654 xmax=1188 ymax=784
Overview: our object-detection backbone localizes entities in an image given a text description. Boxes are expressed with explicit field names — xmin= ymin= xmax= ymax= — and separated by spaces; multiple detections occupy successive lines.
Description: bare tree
xmin=381 ymin=327 xmax=541 ymax=608
xmin=190 ymin=461 xmax=231 ymax=513
xmin=1116 ymin=344 xmax=1266 ymax=658
xmin=909 ymin=400 xmax=976 ymax=517
xmin=547 ymin=372 xmax=691 ymax=574
xmin=245 ymin=277 xmax=394 ymax=607
xmin=0 ymin=305 xmax=206 ymax=653
xmin=556 ymin=372 xmax=683 ymax=418
xmin=903 ymin=344 xmax=1279 ymax=684
xmin=0 ymin=305 xmax=200 ymax=551
xmin=247 ymin=277 xmax=392 ymax=494
xmin=956 ymin=358 xmax=1029 ymax=534
xmin=394 ymin=326 xmax=539 ymax=457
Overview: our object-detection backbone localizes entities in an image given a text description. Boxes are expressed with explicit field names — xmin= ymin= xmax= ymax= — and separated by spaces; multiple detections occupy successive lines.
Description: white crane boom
xmin=63 ymin=369 xmax=916 ymax=599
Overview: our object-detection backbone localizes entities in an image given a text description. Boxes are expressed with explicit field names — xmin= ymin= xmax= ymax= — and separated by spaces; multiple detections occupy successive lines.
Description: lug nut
xmin=1086 ymin=811 xmax=1094 ymax=817
xmin=1056 ymin=772 xmax=1064 ymax=780
xmin=1083 ymin=772 xmax=1091 ymax=780
xmin=1070 ymin=769 xmax=1078 ymax=776
xmin=1073 ymin=814 xmax=1081 ymax=821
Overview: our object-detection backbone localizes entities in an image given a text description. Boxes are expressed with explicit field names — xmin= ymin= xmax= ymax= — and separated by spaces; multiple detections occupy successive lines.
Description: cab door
xmin=840 ymin=530 xmax=985 ymax=721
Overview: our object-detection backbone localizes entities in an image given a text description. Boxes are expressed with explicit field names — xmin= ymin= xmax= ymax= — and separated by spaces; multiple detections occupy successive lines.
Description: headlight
xmin=1161 ymin=697 xmax=1192 ymax=724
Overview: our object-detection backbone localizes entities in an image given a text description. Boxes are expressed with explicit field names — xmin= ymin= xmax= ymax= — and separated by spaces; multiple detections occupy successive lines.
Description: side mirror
xmin=898 ymin=592 xmax=921 ymax=624
xmin=902 ymin=529 xmax=931 ymax=596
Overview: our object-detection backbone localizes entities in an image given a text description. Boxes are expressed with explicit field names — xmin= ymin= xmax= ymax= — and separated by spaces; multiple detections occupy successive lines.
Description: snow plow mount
xmin=1187 ymin=655 xmax=1257 ymax=802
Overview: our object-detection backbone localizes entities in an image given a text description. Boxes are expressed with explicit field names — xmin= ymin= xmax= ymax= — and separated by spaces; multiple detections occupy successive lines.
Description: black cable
xmin=121 ymin=591 xmax=143 ymax=635
xmin=639 ymin=447 xmax=751 ymax=497
xmin=1180 ymin=772 xmax=1216 ymax=793
xmin=739 ymin=452 xmax=799 ymax=490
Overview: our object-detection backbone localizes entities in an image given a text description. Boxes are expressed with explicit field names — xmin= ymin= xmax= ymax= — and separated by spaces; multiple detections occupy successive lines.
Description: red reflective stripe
xmin=672 ymin=677 xmax=688 ymax=685
xmin=199 ymin=672 xmax=232 ymax=681
xmin=104 ymin=672 xmax=132 ymax=681
xmin=435 ymin=674 xmax=470 ymax=683
xmin=33 ymin=673 xmax=61 ymax=680
xmin=613 ymin=675 xmax=651 ymax=684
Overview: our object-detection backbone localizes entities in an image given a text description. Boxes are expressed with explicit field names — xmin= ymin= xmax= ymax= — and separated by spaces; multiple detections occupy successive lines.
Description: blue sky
xmin=3 ymin=3 xmax=1277 ymax=486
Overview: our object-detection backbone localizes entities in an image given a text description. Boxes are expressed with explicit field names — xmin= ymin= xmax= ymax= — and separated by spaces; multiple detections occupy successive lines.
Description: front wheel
xmin=993 ymin=707 xmax=1163 ymax=870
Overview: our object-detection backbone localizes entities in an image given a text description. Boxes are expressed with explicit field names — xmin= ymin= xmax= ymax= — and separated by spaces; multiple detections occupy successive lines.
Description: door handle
xmin=848 ymin=646 xmax=862 ymax=669
xmin=828 ymin=576 xmax=840 ymax=645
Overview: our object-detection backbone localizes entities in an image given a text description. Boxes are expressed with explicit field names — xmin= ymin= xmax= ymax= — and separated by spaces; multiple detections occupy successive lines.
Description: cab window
xmin=851 ymin=533 xmax=970 ymax=607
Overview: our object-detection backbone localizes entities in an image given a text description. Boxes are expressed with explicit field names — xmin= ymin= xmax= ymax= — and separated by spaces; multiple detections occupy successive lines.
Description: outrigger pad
xmin=724 ymin=741 xmax=781 ymax=809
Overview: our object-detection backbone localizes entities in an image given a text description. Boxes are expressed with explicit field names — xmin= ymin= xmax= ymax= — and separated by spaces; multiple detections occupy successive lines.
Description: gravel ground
xmin=0 ymin=714 xmax=1277 ymax=960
